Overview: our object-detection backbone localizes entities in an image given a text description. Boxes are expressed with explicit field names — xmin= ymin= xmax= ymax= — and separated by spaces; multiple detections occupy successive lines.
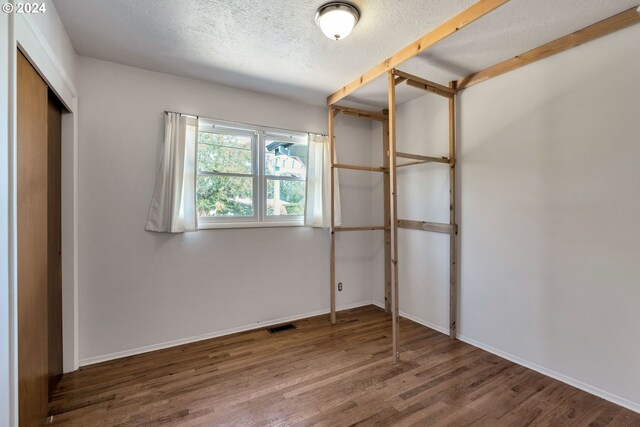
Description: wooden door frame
xmin=2 ymin=12 xmax=79 ymax=426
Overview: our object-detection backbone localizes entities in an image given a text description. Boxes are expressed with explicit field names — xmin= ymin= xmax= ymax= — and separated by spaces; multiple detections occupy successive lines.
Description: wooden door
xmin=17 ymin=50 xmax=50 ymax=427
xmin=47 ymin=92 xmax=63 ymax=395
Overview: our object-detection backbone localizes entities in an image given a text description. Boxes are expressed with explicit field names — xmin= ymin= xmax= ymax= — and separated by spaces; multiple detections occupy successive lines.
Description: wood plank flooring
xmin=48 ymin=306 xmax=639 ymax=426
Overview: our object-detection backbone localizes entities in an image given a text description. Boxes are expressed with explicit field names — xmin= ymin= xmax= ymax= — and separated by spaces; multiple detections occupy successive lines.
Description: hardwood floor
xmin=48 ymin=306 xmax=639 ymax=426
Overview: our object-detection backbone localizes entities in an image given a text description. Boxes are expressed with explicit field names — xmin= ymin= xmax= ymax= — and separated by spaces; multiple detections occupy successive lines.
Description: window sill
xmin=197 ymin=220 xmax=304 ymax=230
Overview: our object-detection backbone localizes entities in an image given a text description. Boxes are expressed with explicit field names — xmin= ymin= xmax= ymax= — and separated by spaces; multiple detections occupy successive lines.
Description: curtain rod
xmin=162 ymin=110 xmax=327 ymax=137
xmin=164 ymin=110 xmax=199 ymax=119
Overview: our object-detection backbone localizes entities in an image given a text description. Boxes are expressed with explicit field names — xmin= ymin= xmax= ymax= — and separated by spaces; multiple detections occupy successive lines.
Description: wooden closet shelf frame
xmin=333 ymin=163 xmax=386 ymax=172
xmin=396 ymin=151 xmax=450 ymax=164
xmin=331 ymin=105 xmax=387 ymax=122
xmin=334 ymin=226 xmax=387 ymax=232
xmin=398 ymin=219 xmax=457 ymax=235
xmin=393 ymin=70 xmax=456 ymax=99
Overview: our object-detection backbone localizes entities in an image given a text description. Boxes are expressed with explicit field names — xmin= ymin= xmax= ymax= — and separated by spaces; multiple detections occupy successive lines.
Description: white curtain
xmin=304 ymin=134 xmax=341 ymax=227
xmin=146 ymin=112 xmax=198 ymax=233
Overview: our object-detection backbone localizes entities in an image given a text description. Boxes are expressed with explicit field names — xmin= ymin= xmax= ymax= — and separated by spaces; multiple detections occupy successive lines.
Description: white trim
xmin=14 ymin=14 xmax=76 ymax=106
xmin=60 ymin=110 xmax=79 ymax=372
xmin=372 ymin=301 xmax=640 ymax=414
xmin=1 ymin=10 xmax=19 ymax=427
xmin=79 ymin=301 xmax=373 ymax=366
xmin=8 ymin=16 xmax=18 ymax=427
xmin=198 ymin=116 xmax=312 ymax=140
xmin=456 ymin=335 xmax=640 ymax=414
xmin=198 ymin=220 xmax=304 ymax=230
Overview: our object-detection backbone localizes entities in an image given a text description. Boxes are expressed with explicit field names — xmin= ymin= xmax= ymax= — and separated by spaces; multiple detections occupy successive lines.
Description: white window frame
xmin=196 ymin=117 xmax=308 ymax=229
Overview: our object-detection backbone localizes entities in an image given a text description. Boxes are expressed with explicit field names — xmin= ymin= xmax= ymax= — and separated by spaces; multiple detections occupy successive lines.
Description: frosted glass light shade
xmin=315 ymin=2 xmax=360 ymax=41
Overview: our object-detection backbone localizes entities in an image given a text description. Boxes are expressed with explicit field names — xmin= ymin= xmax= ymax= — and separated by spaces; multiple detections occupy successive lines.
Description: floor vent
xmin=267 ymin=324 xmax=296 ymax=334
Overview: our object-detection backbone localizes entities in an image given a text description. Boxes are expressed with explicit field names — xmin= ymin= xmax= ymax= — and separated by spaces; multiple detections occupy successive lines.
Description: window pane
xmin=198 ymin=131 xmax=253 ymax=175
xmin=265 ymin=139 xmax=307 ymax=178
xmin=197 ymin=176 xmax=254 ymax=217
xmin=267 ymin=179 xmax=305 ymax=216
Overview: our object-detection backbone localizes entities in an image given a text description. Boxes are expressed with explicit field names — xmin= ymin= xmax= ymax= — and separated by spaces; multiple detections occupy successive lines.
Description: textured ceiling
xmin=349 ymin=0 xmax=639 ymax=107
xmin=54 ymin=0 xmax=639 ymax=107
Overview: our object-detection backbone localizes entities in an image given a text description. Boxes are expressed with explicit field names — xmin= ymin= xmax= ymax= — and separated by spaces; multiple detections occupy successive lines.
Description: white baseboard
xmin=372 ymin=301 xmax=640 ymax=414
xmin=79 ymin=300 xmax=373 ymax=367
xmin=457 ymin=334 xmax=640 ymax=414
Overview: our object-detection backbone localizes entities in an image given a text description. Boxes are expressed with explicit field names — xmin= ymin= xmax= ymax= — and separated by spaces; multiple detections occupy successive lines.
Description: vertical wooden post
xmin=382 ymin=115 xmax=391 ymax=313
xmin=329 ymin=107 xmax=337 ymax=324
xmin=448 ymin=81 xmax=457 ymax=339
xmin=388 ymin=71 xmax=400 ymax=363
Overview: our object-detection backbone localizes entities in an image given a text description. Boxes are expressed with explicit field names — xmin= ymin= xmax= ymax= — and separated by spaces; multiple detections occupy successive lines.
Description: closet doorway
xmin=17 ymin=49 xmax=65 ymax=426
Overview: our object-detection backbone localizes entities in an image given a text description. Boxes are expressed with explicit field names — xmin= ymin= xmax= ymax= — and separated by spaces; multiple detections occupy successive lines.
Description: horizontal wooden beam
xmin=331 ymin=105 xmax=387 ymax=121
xmin=397 ymin=160 xmax=429 ymax=168
xmin=396 ymin=152 xmax=449 ymax=164
xmin=457 ymin=7 xmax=640 ymax=90
xmin=394 ymin=76 xmax=407 ymax=86
xmin=326 ymin=0 xmax=510 ymax=105
xmin=394 ymin=70 xmax=455 ymax=98
xmin=333 ymin=163 xmax=386 ymax=172
xmin=334 ymin=226 xmax=386 ymax=232
xmin=405 ymin=80 xmax=454 ymax=98
xmin=397 ymin=160 xmax=427 ymax=168
xmin=398 ymin=219 xmax=453 ymax=234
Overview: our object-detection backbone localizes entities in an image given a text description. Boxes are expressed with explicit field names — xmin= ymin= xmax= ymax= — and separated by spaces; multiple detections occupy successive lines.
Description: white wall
xmin=458 ymin=24 xmax=640 ymax=410
xmin=380 ymin=25 xmax=640 ymax=411
xmin=76 ymin=57 xmax=375 ymax=363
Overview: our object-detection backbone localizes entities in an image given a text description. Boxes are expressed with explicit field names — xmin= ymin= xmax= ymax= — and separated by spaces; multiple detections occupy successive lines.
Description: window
xmin=196 ymin=118 xmax=308 ymax=228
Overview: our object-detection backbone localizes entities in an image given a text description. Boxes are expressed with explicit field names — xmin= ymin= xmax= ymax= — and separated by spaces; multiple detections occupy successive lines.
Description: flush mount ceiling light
xmin=315 ymin=2 xmax=360 ymax=41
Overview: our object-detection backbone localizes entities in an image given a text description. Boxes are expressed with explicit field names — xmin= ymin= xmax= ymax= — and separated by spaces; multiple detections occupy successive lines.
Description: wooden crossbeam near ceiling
xmin=394 ymin=70 xmax=455 ymax=99
xmin=327 ymin=0 xmax=510 ymax=106
xmin=457 ymin=6 xmax=640 ymax=90
xmin=394 ymin=76 xmax=407 ymax=86
xmin=332 ymin=105 xmax=387 ymax=121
